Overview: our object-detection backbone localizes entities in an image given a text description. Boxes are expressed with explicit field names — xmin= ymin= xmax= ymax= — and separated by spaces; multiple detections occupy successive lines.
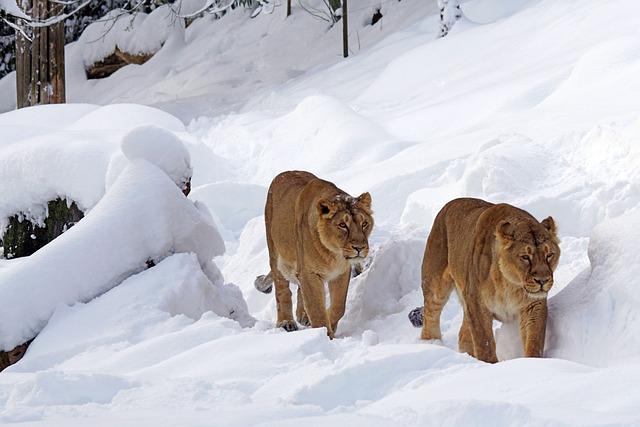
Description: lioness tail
xmin=254 ymin=271 xmax=273 ymax=294
xmin=408 ymin=306 xmax=424 ymax=328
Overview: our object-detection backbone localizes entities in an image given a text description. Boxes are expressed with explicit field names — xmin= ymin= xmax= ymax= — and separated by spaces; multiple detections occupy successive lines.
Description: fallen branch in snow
xmin=1 ymin=198 xmax=84 ymax=259
xmin=85 ymin=47 xmax=154 ymax=79
xmin=0 ymin=339 xmax=32 ymax=372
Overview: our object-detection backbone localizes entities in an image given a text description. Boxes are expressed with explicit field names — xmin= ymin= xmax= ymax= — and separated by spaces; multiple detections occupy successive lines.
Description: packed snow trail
xmin=1 ymin=0 xmax=640 ymax=425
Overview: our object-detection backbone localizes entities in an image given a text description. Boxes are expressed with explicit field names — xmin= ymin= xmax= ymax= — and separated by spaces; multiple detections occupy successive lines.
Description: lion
xmin=255 ymin=171 xmax=373 ymax=338
xmin=410 ymin=198 xmax=560 ymax=363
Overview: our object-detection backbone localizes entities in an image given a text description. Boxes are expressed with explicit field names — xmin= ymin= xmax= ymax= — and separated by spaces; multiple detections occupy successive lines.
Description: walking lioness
xmin=412 ymin=198 xmax=559 ymax=362
xmin=256 ymin=171 xmax=373 ymax=338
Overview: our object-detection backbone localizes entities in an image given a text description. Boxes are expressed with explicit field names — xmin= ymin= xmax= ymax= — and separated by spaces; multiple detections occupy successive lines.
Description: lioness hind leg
xmin=273 ymin=270 xmax=297 ymax=332
xmin=458 ymin=315 xmax=474 ymax=356
xmin=420 ymin=215 xmax=453 ymax=341
xmin=296 ymin=287 xmax=310 ymax=326
xmin=421 ymin=272 xmax=454 ymax=341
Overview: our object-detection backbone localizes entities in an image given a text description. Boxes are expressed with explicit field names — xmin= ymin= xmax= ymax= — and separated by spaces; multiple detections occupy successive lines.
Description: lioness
xmin=413 ymin=198 xmax=559 ymax=363
xmin=255 ymin=171 xmax=373 ymax=338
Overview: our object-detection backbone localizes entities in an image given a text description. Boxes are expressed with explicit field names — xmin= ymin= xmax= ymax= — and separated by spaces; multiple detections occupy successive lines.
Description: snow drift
xmin=0 ymin=110 xmax=251 ymax=351
xmin=548 ymin=209 xmax=640 ymax=366
xmin=1 ymin=0 xmax=640 ymax=425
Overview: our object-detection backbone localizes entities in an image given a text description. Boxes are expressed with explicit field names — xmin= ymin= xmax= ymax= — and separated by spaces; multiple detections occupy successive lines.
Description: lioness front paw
xmin=277 ymin=320 xmax=298 ymax=332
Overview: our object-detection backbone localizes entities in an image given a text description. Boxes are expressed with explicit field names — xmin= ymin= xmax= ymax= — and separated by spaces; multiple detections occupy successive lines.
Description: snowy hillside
xmin=1 ymin=0 xmax=640 ymax=425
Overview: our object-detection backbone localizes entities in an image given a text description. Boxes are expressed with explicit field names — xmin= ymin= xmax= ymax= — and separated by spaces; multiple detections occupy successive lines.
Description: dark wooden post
xmin=286 ymin=0 xmax=291 ymax=17
xmin=342 ymin=0 xmax=348 ymax=58
xmin=16 ymin=0 xmax=66 ymax=109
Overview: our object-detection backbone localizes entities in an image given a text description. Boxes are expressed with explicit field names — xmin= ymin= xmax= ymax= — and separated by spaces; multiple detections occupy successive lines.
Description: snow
xmin=0 ymin=156 xmax=227 ymax=351
xmin=1 ymin=0 xmax=640 ymax=424
xmin=548 ymin=209 xmax=640 ymax=366
xmin=0 ymin=0 xmax=29 ymax=20
xmin=77 ymin=6 xmax=184 ymax=67
xmin=0 ymin=104 xmax=188 ymax=233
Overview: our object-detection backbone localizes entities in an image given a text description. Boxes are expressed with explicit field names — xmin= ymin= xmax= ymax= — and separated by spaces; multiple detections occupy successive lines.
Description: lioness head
xmin=316 ymin=192 xmax=374 ymax=262
xmin=496 ymin=216 xmax=560 ymax=299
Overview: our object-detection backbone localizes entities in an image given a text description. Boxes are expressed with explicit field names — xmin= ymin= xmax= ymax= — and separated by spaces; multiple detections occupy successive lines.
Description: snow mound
xmin=221 ymin=216 xmax=272 ymax=316
xmin=0 ymin=160 xmax=224 ymax=351
xmin=4 ymin=371 xmax=134 ymax=407
xmin=121 ymin=125 xmax=192 ymax=188
xmin=0 ymin=134 xmax=115 ymax=232
xmin=0 ymin=104 xmax=191 ymax=234
xmin=77 ymin=6 xmax=184 ymax=68
xmin=65 ymin=103 xmax=185 ymax=132
xmin=548 ymin=209 xmax=640 ymax=366
xmin=190 ymin=182 xmax=266 ymax=239
xmin=8 ymin=253 xmax=248 ymax=373
xmin=341 ymin=238 xmax=425 ymax=335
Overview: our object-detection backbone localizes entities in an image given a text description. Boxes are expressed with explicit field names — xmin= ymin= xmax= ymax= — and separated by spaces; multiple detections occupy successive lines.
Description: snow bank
xmin=0 ymin=104 xmax=188 ymax=233
xmin=221 ymin=216 xmax=272 ymax=316
xmin=190 ymin=182 xmax=266 ymax=239
xmin=341 ymin=238 xmax=424 ymax=335
xmin=0 ymin=159 xmax=222 ymax=351
xmin=107 ymin=124 xmax=193 ymax=190
xmin=547 ymin=209 xmax=640 ymax=366
xmin=77 ymin=6 xmax=184 ymax=67
xmin=9 ymin=253 xmax=247 ymax=373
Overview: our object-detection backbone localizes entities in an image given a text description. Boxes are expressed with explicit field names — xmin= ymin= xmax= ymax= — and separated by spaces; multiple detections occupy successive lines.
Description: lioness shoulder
xmin=257 ymin=171 xmax=374 ymax=338
xmin=414 ymin=197 xmax=559 ymax=362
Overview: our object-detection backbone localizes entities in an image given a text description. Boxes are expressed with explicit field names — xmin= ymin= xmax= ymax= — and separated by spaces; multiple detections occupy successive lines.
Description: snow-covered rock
xmin=77 ymin=6 xmax=184 ymax=68
xmin=0 ymin=160 xmax=222 ymax=351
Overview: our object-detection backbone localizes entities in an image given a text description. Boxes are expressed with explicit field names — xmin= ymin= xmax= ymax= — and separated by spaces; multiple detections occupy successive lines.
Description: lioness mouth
xmin=526 ymin=290 xmax=548 ymax=299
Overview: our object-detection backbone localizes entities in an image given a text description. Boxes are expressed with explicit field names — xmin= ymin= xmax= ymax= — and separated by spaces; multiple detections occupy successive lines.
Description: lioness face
xmin=496 ymin=216 xmax=560 ymax=299
xmin=317 ymin=193 xmax=374 ymax=262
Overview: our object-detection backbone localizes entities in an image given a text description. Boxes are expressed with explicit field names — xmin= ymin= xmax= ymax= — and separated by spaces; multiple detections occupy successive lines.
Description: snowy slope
xmin=1 ymin=0 xmax=640 ymax=425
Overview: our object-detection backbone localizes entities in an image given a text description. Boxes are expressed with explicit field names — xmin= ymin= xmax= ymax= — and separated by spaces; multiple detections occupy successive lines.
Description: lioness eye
xmin=339 ymin=223 xmax=347 ymax=229
xmin=521 ymin=255 xmax=530 ymax=262
xmin=546 ymin=253 xmax=554 ymax=260
xmin=362 ymin=221 xmax=368 ymax=229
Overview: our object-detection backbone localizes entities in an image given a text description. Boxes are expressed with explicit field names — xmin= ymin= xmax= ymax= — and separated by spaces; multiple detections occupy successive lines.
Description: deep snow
xmin=1 ymin=0 xmax=640 ymax=425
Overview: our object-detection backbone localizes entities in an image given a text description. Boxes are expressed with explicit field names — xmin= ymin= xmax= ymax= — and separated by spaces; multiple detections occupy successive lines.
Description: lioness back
xmin=265 ymin=171 xmax=321 ymax=264
xmin=418 ymin=197 xmax=559 ymax=363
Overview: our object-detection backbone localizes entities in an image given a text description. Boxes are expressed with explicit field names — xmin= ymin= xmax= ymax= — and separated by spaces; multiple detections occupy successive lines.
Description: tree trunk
xmin=342 ymin=0 xmax=348 ymax=58
xmin=286 ymin=0 xmax=291 ymax=17
xmin=2 ymin=198 xmax=83 ymax=259
xmin=16 ymin=0 xmax=66 ymax=109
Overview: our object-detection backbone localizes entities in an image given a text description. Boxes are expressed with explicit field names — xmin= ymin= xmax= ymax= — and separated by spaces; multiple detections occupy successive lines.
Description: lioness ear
xmin=541 ymin=216 xmax=557 ymax=236
xmin=356 ymin=192 xmax=372 ymax=211
xmin=317 ymin=199 xmax=338 ymax=218
xmin=497 ymin=220 xmax=516 ymax=241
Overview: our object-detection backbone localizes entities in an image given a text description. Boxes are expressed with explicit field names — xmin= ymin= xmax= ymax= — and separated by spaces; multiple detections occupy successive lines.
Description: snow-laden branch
xmin=0 ymin=0 xmax=30 ymax=20
xmin=28 ymin=0 xmax=93 ymax=27
xmin=0 ymin=0 xmax=94 ymax=27
xmin=168 ymin=0 xmax=235 ymax=19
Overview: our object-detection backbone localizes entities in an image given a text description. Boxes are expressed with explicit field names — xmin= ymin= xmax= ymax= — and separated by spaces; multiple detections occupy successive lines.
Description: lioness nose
xmin=352 ymin=245 xmax=365 ymax=254
xmin=534 ymin=277 xmax=549 ymax=286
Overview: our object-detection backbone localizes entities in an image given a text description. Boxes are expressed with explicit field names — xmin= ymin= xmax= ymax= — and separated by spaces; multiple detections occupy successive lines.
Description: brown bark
xmin=86 ymin=48 xmax=154 ymax=80
xmin=0 ymin=340 xmax=33 ymax=372
xmin=15 ymin=0 xmax=66 ymax=109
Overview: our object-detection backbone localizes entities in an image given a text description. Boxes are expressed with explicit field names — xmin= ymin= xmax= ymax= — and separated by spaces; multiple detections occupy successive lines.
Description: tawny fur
xmin=261 ymin=171 xmax=374 ymax=338
xmin=420 ymin=198 xmax=560 ymax=363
